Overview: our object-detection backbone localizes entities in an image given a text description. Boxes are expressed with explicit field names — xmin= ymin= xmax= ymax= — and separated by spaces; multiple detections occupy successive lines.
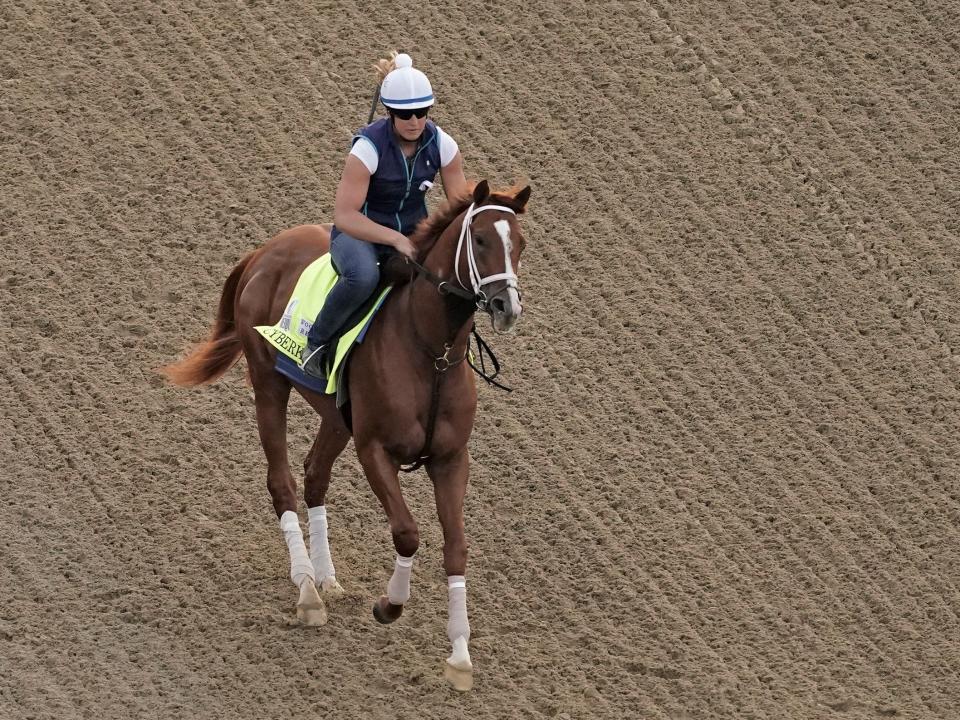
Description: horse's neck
xmin=406 ymin=221 xmax=476 ymax=352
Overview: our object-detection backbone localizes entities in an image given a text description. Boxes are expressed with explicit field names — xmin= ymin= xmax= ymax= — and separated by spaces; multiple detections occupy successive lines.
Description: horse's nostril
xmin=492 ymin=298 xmax=506 ymax=313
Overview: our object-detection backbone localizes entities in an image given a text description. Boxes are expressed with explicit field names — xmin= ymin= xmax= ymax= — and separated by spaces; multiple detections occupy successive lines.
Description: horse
xmin=161 ymin=180 xmax=530 ymax=690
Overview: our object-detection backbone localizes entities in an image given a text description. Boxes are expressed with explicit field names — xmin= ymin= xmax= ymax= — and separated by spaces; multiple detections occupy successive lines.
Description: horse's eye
xmin=475 ymin=234 xmax=485 ymax=246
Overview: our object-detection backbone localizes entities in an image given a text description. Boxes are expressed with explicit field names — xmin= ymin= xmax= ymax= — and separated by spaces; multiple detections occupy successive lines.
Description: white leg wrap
xmin=279 ymin=510 xmax=315 ymax=587
xmin=386 ymin=554 xmax=415 ymax=605
xmin=307 ymin=505 xmax=336 ymax=581
xmin=447 ymin=576 xmax=472 ymax=671
xmin=447 ymin=575 xmax=471 ymax=642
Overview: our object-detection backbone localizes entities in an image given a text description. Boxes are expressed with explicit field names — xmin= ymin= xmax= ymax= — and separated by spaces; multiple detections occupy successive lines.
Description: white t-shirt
xmin=349 ymin=126 xmax=459 ymax=174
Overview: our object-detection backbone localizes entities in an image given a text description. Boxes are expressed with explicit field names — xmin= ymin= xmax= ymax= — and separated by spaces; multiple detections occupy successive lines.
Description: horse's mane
xmin=381 ymin=183 xmax=528 ymax=287
xmin=409 ymin=183 xmax=529 ymax=257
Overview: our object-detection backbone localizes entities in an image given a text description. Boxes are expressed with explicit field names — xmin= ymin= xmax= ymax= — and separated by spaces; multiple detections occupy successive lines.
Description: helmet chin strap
xmin=454 ymin=203 xmax=519 ymax=302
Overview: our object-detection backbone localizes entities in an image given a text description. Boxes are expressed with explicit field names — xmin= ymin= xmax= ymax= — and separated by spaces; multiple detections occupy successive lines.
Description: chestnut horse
xmin=162 ymin=181 xmax=530 ymax=690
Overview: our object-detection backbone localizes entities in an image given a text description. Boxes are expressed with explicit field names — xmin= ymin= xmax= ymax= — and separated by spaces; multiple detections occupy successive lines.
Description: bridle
xmin=454 ymin=202 xmax=520 ymax=311
xmin=406 ymin=202 xmax=520 ymax=312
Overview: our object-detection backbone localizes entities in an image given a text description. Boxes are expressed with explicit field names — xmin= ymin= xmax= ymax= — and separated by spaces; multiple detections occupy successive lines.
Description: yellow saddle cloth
xmin=254 ymin=254 xmax=391 ymax=394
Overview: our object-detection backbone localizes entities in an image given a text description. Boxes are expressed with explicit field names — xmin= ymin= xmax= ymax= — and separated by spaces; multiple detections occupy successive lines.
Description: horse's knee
xmin=391 ymin=523 xmax=419 ymax=558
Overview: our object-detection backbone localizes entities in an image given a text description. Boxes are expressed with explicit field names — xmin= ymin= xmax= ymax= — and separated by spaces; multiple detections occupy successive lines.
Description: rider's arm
xmin=440 ymin=151 xmax=468 ymax=201
xmin=333 ymin=155 xmax=413 ymax=254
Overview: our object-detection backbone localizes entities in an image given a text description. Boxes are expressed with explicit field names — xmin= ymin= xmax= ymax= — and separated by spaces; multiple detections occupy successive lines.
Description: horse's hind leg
xmin=301 ymin=404 xmax=350 ymax=597
xmin=252 ymin=369 xmax=326 ymax=626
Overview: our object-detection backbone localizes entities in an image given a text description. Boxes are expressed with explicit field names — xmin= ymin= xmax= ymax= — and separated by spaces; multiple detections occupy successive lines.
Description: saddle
xmin=254 ymin=254 xmax=392 ymax=397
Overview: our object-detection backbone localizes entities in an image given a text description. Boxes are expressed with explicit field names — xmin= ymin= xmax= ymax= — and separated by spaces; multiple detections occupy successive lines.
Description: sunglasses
xmin=391 ymin=106 xmax=430 ymax=120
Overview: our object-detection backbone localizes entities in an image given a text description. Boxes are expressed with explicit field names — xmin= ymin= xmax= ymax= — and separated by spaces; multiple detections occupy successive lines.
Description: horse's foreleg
xmin=357 ymin=443 xmax=419 ymax=624
xmin=427 ymin=449 xmax=473 ymax=691
xmin=253 ymin=371 xmax=325 ymax=626
xmin=303 ymin=416 xmax=350 ymax=596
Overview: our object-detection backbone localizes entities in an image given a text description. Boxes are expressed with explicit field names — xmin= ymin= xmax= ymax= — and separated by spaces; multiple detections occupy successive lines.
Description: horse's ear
xmin=473 ymin=179 xmax=490 ymax=204
xmin=512 ymin=185 xmax=531 ymax=213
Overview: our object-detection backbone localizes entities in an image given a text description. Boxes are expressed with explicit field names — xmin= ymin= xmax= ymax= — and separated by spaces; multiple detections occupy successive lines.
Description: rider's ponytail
xmin=369 ymin=52 xmax=399 ymax=123
xmin=372 ymin=52 xmax=399 ymax=83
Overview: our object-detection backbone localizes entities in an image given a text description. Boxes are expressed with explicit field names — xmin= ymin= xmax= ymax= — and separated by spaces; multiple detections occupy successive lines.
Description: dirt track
xmin=2 ymin=1 xmax=960 ymax=718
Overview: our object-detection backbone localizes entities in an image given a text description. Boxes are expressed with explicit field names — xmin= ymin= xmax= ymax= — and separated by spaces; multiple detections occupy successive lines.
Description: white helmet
xmin=380 ymin=54 xmax=435 ymax=110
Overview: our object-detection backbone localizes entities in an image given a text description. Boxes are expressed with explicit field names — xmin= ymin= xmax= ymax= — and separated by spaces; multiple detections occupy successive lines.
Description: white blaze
xmin=492 ymin=218 xmax=521 ymax=323
xmin=493 ymin=219 xmax=514 ymax=277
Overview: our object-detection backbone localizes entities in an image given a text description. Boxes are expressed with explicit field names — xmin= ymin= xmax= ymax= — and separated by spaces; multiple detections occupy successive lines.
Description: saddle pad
xmin=254 ymin=254 xmax=392 ymax=394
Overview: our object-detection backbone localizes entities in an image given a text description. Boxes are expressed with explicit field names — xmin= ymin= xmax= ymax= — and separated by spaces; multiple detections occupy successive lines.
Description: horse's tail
xmin=160 ymin=249 xmax=260 ymax=386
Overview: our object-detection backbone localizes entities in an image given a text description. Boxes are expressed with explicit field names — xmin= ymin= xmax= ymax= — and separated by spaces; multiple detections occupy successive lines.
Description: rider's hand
xmin=392 ymin=233 xmax=417 ymax=260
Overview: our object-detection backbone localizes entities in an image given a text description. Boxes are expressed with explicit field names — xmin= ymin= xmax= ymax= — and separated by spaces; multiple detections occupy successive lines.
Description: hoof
xmin=445 ymin=635 xmax=473 ymax=690
xmin=318 ymin=577 xmax=345 ymax=597
xmin=296 ymin=580 xmax=327 ymax=626
xmin=444 ymin=663 xmax=474 ymax=692
xmin=372 ymin=596 xmax=403 ymax=624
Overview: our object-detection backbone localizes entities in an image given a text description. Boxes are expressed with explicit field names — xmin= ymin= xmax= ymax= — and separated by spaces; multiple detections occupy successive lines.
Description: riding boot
xmin=300 ymin=342 xmax=331 ymax=380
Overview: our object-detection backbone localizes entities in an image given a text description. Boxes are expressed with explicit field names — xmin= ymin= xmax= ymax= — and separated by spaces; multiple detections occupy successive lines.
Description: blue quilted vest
xmin=350 ymin=118 xmax=442 ymax=236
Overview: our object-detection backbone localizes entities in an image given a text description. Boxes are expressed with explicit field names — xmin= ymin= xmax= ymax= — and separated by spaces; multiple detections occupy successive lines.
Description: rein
xmin=398 ymin=203 xmax=517 ymax=473
xmin=403 ymin=255 xmax=477 ymax=303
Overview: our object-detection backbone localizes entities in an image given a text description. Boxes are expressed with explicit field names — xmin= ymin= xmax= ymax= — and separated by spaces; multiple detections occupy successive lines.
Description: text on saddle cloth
xmin=254 ymin=254 xmax=392 ymax=395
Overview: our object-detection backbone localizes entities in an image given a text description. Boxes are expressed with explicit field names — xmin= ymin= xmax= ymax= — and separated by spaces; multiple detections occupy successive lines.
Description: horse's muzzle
xmin=490 ymin=286 xmax=522 ymax=334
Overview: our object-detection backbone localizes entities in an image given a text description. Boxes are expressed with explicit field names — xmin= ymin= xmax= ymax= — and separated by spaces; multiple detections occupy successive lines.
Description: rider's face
xmin=391 ymin=112 xmax=428 ymax=142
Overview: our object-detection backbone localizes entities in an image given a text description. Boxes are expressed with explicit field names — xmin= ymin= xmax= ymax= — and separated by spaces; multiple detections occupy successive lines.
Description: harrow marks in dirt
xmin=1 ymin=1 xmax=958 ymax=718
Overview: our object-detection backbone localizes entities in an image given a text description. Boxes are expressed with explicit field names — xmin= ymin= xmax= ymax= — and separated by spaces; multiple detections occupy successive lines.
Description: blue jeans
xmin=306 ymin=229 xmax=395 ymax=347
